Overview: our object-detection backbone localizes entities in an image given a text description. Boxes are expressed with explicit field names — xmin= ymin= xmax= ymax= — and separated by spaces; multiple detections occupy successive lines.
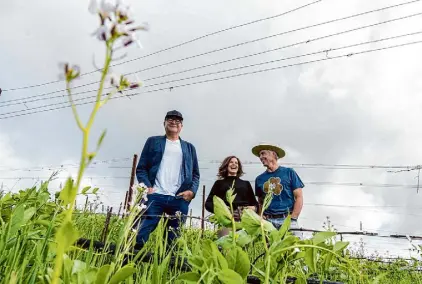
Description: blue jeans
xmin=135 ymin=193 xmax=189 ymax=248
xmin=267 ymin=217 xmax=301 ymax=237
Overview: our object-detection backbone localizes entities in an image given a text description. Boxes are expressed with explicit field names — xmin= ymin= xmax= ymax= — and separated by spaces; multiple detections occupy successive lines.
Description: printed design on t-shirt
xmin=263 ymin=177 xmax=283 ymax=196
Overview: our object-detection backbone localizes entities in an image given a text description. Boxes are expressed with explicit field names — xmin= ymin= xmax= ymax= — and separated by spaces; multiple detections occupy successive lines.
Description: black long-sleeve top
xmin=205 ymin=176 xmax=258 ymax=213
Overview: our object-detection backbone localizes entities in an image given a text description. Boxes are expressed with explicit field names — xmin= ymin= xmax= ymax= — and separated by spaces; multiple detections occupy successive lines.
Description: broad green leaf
xmin=236 ymin=230 xmax=253 ymax=247
xmin=270 ymin=235 xmax=298 ymax=255
xmin=23 ymin=207 xmax=36 ymax=223
xmin=81 ymin=186 xmax=91 ymax=195
xmin=226 ymin=247 xmax=250 ymax=280
xmin=208 ymin=214 xmax=217 ymax=223
xmin=323 ymin=253 xmax=333 ymax=272
xmin=10 ymin=205 xmax=25 ymax=235
xmin=333 ymin=241 xmax=349 ymax=252
xmin=59 ymin=178 xmax=75 ymax=206
xmin=312 ymin=231 xmax=336 ymax=245
xmin=290 ymin=251 xmax=306 ymax=262
xmin=234 ymin=221 xmax=243 ymax=230
xmin=56 ymin=221 xmax=79 ymax=252
xmin=211 ymin=242 xmax=228 ymax=270
xmin=188 ymin=256 xmax=204 ymax=270
xmin=63 ymin=255 xmax=73 ymax=276
xmin=2 ymin=192 xmax=12 ymax=202
xmin=109 ymin=265 xmax=136 ymax=284
xmin=178 ymin=272 xmax=201 ymax=283
xmin=217 ymin=268 xmax=244 ymax=284
xmin=240 ymin=209 xmax=261 ymax=236
xmin=279 ymin=215 xmax=291 ymax=237
xmin=215 ymin=235 xmax=234 ymax=250
xmin=251 ymin=263 xmax=266 ymax=278
xmin=72 ymin=260 xmax=87 ymax=275
xmin=262 ymin=219 xmax=276 ymax=233
xmin=213 ymin=196 xmax=232 ymax=226
xmin=95 ymin=264 xmax=112 ymax=284
xmin=85 ymin=269 xmax=98 ymax=283
xmin=97 ymin=130 xmax=107 ymax=149
xmin=92 ymin=188 xmax=99 ymax=195
xmin=304 ymin=248 xmax=317 ymax=273
xmin=202 ymin=240 xmax=214 ymax=261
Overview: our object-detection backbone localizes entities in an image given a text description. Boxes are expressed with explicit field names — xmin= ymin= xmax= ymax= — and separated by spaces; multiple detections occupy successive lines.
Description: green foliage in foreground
xmin=0 ymin=184 xmax=420 ymax=283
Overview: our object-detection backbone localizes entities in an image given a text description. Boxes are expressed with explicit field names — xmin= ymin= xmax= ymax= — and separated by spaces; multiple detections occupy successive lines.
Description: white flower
xmin=122 ymin=33 xmax=142 ymax=48
xmin=115 ymin=23 xmax=129 ymax=35
xmin=89 ymin=0 xmax=116 ymax=16
xmin=138 ymin=182 xmax=147 ymax=189
xmin=137 ymin=204 xmax=146 ymax=211
xmin=92 ymin=24 xmax=112 ymax=41
xmin=116 ymin=0 xmax=131 ymax=19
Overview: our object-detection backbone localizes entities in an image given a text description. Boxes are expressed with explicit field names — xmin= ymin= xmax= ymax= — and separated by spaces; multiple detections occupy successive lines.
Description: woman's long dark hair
xmin=217 ymin=156 xmax=244 ymax=179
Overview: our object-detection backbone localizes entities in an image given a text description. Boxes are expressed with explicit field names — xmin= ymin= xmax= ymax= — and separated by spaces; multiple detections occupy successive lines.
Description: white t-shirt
xmin=153 ymin=139 xmax=183 ymax=196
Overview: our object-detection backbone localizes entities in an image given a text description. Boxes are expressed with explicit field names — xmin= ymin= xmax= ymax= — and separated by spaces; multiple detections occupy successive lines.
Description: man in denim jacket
xmin=135 ymin=110 xmax=200 ymax=249
xmin=252 ymin=143 xmax=304 ymax=236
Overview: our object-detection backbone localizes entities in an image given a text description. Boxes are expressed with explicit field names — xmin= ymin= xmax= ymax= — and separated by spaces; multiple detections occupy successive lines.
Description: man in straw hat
xmin=252 ymin=143 xmax=304 ymax=232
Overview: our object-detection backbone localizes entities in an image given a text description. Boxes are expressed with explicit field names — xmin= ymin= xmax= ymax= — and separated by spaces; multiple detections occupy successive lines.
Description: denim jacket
xmin=136 ymin=135 xmax=200 ymax=197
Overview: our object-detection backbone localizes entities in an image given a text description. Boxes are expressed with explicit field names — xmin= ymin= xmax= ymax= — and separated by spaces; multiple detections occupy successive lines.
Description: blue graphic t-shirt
xmin=255 ymin=166 xmax=304 ymax=215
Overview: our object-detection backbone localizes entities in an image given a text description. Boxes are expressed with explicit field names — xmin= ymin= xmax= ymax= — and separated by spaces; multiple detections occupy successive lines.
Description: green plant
xmin=179 ymin=182 xmax=362 ymax=284
xmin=49 ymin=0 xmax=148 ymax=283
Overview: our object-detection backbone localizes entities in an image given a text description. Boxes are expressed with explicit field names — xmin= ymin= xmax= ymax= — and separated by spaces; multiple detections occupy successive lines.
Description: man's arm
xmin=136 ymin=137 xmax=153 ymax=188
xmin=190 ymin=144 xmax=200 ymax=196
xmin=177 ymin=144 xmax=200 ymax=201
xmin=291 ymin=188 xmax=303 ymax=219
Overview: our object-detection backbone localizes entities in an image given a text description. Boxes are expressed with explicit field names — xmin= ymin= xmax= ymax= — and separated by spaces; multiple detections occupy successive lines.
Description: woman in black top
xmin=205 ymin=156 xmax=258 ymax=230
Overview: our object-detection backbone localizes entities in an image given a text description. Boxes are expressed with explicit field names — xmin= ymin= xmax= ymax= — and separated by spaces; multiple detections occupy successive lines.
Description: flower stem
xmin=66 ymin=82 xmax=84 ymax=131
xmin=51 ymin=40 xmax=114 ymax=284
xmin=261 ymin=221 xmax=270 ymax=284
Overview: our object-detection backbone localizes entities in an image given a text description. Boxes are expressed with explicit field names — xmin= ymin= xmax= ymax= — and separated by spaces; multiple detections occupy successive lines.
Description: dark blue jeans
xmin=135 ymin=193 xmax=189 ymax=248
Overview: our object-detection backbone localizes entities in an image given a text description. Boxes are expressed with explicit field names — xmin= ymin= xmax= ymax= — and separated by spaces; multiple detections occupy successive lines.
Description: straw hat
xmin=251 ymin=143 xmax=285 ymax=159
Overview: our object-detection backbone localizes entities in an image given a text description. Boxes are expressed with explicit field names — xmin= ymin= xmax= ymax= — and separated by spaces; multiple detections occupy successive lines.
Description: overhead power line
xmin=217 ymin=160 xmax=421 ymax=170
xmin=1 ymin=38 xmax=422 ymax=120
xmin=0 ymin=0 xmax=419 ymax=100
xmin=0 ymin=158 xmax=419 ymax=172
xmin=1 ymin=176 xmax=421 ymax=189
xmin=305 ymin=203 xmax=422 ymax=209
xmin=0 ymin=157 xmax=131 ymax=171
xmin=3 ymin=13 xmax=420 ymax=108
xmin=0 ymin=0 xmax=321 ymax=93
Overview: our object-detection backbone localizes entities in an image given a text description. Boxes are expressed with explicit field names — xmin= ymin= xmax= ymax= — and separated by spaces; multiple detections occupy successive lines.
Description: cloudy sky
xmin=1 ymin=0 xmax=422 ymax=256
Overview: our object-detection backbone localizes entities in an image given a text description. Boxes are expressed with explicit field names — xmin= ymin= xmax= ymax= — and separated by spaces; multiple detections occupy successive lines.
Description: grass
xmin=0 ymin=183 xmax=420 ymax=283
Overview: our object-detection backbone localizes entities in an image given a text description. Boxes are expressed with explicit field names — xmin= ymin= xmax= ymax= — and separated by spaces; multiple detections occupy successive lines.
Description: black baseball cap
xmin=165 ymin=110 xmax=183 ymax=121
